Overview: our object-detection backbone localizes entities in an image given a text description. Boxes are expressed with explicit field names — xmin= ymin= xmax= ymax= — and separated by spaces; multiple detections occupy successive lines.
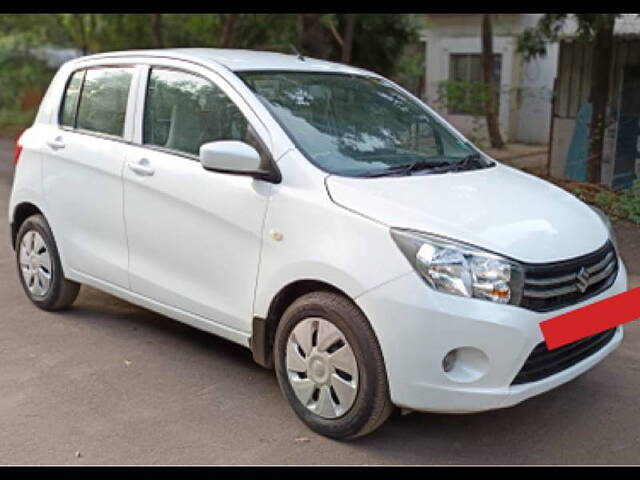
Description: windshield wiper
xmin=358 ymin=162 xmax=417 ymax=177
xmin=358 ymin=153 xmax=487 ymax=178
xmin=450 ymin=153 xmax=485 ymax=172
xmin=360 ymin=160 xmax=453 ymax=178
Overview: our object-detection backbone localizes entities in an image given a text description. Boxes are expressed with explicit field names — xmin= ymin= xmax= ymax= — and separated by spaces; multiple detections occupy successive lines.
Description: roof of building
xmin=614 ymin=14 xmax=640 ymax=38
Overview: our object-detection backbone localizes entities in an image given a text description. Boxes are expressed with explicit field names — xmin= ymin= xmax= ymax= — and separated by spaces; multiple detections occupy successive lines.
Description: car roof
xmin=71 ymin=48 xmax=377 ymax=76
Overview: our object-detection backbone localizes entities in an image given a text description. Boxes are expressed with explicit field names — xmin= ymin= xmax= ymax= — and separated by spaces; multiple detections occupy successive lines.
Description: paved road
xmin=1 ymin=136 xmax=639 ymax=465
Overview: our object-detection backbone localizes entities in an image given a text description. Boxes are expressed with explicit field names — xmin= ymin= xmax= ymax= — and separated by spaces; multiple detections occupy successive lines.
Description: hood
xmin=325 ymin=164 xmax=609 ymax=263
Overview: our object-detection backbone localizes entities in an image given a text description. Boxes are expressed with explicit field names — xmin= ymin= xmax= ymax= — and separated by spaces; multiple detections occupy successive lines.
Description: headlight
xmin=590 ymin=206 xmax=619 ymax=252
xmin=390 ymin=228 xmax=524 ymax=305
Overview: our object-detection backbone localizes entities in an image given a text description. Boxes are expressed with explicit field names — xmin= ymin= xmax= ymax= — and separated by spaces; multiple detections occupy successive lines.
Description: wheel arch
xmin=11 ymin=202 xmax=44 ymax=249
xmin=251 ymin=279 xmax=371 ymax=369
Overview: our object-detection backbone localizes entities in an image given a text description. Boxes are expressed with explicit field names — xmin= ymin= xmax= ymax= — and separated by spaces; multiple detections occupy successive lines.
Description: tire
xmin=15 ymin=214 xmax=80 ymax=311
xmin=274 ymin=291 xmax=394 ymax=439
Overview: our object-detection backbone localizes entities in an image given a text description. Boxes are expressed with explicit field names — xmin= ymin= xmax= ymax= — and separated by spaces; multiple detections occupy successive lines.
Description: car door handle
xmin=127 ymin=158 xmax=155 ymax=176
xmin=46 ymin=137 xmax=65 ymax=150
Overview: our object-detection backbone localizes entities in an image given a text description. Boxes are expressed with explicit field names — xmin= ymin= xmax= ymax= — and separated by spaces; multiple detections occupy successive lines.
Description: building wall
xmin=421 ymin=14 xmax=557 ymax=145
xmin=517 ymin=43 xmax=558 ymax=144
xmin=516 ymin=14 xmax=557 ymax=144
xmin=423 ymin=34 xmax=516 ymax=143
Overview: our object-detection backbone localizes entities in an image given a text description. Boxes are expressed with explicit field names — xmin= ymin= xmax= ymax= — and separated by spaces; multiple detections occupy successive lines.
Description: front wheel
xmin=274 ymin=291 xmax=393 ymax=439
xmin=15 ymin=214 xmax=80 ymax=311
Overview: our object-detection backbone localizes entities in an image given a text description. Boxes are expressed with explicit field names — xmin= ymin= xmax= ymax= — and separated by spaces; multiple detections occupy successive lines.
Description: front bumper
xmin=355 ymin=259 xmax=628 ymax=413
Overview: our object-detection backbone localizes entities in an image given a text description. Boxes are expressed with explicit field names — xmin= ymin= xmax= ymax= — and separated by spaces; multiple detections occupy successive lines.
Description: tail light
xmin=14 ymin=130 xmax=27 ymax=165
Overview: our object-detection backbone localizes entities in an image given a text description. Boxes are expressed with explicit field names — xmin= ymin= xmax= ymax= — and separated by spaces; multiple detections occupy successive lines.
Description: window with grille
xmin=446 ymin=54 xmax=502 ymax=115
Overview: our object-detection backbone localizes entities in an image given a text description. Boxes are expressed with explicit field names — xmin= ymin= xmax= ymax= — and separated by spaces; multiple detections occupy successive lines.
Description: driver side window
xmin=143 ymin=68 xmax=250 ymax=157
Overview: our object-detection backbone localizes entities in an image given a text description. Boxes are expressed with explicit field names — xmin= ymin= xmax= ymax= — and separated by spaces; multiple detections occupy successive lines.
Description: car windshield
xmin=239 ymin=71 xmax=493 ymax=177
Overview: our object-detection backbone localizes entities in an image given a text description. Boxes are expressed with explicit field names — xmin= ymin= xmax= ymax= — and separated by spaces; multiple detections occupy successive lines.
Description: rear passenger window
xmin=76 ymin=68 xmax=133 ymax=137
xmin=60 ymin=70 xmax=84 ymax=127
xmin=143 ymin=68 xmax=248 ymax=156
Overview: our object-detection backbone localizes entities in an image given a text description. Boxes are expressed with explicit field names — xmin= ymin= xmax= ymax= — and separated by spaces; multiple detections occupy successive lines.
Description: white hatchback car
xmin=10 ymin=48 xmax=627 ymax=439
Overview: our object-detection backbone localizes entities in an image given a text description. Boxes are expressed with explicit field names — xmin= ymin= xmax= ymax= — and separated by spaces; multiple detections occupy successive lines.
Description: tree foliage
xmin=0 ymin=14 xmax=423 ymax=120
xmin=517 ymin=14 xmax=619 ymax=60
xmin=0 ymin=13 xmax=419 ymax=68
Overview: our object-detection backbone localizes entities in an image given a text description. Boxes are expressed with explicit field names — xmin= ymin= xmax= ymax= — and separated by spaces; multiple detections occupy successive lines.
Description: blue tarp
xmin=564 ymin=102 xmax=592 ymax=181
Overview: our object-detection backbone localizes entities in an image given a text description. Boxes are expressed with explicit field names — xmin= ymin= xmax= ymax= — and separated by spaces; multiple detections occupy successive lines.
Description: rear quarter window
xmin=60 ymin=70 xmax=85 ymax=127
xmin=75 ymin=67 xmax=133 ymax=137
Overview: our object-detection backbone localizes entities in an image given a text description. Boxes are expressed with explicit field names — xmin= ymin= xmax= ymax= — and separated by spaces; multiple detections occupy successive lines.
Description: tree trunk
xmin=150 ymin=14 xmax=164 ymax=48
xmin=74 ymin=14 xmax=89 ymax=55
xmin=481 ymin=14 xmax=505 ymax=149
xmin=587 ymin=17 xmax=615 ymax=184
xmin=341 ymin=14 xmax=357 ymax=63
xmin=298 ymin=14 xmax=332 ymax=59
xmin=220 ymin=14 xmax=241 ymax=48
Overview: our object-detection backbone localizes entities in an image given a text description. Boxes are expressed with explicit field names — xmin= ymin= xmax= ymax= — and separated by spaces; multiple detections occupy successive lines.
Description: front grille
xmin=511 ymin=328 xmax=616 ymax=385
xmin=520 ymin=241 xmax=618 ymax=312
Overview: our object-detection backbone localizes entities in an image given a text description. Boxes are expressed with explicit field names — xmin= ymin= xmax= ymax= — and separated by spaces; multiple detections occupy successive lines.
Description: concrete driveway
xmin=1 ymin=137 xmax=639 ymax=465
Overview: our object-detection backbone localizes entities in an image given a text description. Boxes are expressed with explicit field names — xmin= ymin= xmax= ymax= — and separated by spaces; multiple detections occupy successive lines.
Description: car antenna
xmin=289 ymin=44 xmax=305 ymax=62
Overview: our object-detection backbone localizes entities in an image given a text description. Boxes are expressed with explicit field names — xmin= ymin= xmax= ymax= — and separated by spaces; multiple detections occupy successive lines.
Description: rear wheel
xmin=15 ymin=214 xmax=80 ymax=311
xmin=274 ymin=291 xmax=393 ymax=439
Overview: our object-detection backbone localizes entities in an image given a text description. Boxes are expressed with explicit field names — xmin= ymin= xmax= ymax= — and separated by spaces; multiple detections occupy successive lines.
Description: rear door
xmin=41 ymin=65 xmax=137 ymax=288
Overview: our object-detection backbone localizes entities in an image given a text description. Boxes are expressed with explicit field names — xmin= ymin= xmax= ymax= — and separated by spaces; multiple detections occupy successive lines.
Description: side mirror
xmin=199 ymin=141 xmax=277 ymax=181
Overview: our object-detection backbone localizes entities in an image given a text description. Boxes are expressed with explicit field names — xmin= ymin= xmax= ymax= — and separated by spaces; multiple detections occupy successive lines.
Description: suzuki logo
xmin=576 ymin=267 xmax=590 ymax=293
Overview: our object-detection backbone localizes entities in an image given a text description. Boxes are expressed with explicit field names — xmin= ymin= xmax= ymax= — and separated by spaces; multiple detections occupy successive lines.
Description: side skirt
xmin=65 ymin=268 xmax=252 ymax=349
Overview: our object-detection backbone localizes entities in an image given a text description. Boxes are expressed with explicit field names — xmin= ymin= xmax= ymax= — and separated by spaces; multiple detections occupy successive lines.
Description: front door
xmin=122 ymin=67 xmax=270 ymax=332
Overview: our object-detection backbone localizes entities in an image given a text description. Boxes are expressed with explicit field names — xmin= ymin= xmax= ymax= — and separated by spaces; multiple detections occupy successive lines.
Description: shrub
xmin=619 ymin=181 xmax=640 ymax=224
xmin=0 ymin=108 xmax=37 ymax=129
xmin=594 ymin=180 xmax=640 ymax=224
xmin=0 ymin=47 xmax=55 ymax=112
